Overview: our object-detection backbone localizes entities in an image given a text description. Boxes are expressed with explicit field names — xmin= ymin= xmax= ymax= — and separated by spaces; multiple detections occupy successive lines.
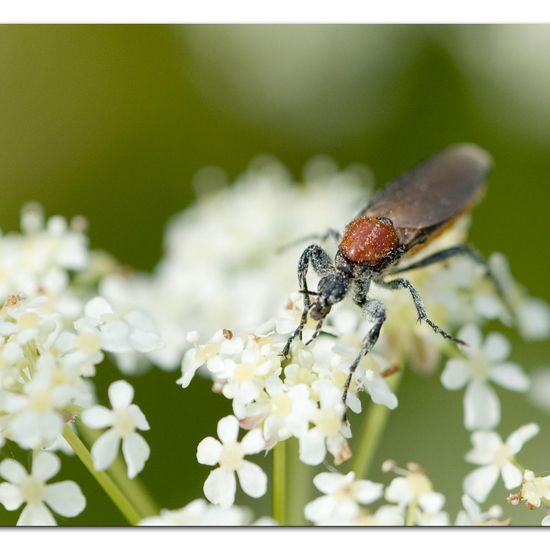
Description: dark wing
xmin=360 ymin=144 xmax=492 ymax=247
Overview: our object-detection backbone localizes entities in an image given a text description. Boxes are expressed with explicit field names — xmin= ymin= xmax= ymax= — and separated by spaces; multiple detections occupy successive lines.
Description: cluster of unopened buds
xmin=0 ymin=155 xmax=549 ymax=526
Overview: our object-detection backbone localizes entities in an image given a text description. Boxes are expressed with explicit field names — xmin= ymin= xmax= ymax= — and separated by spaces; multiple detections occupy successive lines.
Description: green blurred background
xmin=0 ymin=25 xmax=549 ymax=525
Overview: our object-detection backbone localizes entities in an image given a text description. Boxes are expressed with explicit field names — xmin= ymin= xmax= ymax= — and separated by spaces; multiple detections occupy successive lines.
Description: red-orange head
xmin=339 ymin=216 xmax=400 ymax=266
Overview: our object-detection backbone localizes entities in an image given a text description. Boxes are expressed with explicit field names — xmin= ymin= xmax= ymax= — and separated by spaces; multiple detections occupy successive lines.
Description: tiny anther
xmin=382 ymin=364 xmax=401 ymax=378
xmin=222 ymin=329 xmax=233 ymax=340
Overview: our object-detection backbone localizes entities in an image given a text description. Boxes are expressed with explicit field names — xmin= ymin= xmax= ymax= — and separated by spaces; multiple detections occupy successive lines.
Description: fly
xmin=281 ymin=143 xmax=503 ymax=410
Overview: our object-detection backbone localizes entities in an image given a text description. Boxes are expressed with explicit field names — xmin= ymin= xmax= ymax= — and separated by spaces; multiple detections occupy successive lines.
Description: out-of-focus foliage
xmin=0 ymin=25 xmax=549 ymax=525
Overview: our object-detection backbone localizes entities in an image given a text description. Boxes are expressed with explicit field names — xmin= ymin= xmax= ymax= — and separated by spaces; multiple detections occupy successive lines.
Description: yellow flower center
xmin=233 ymin=362 xmax=258 ymax=381
xmin=407 ymin=472 xmax=433 ymax=495
xmin=18 ymin=312 xmax=40 ymax=330
xmin=30 ymin=390 xmax=54 ymax=412
xmin=20 ymin=477 xmax=46 ymax=504
xmin=219 ymin=442 xmax=244 ymax=471
xmin=75 ymin=332 xmax=101 ymax=354
xmin=492 ymin=444 xmax=512 ymax=467
xmin=270 ymin=393 xmax=292 ymax=417
xmin=316 ymin=409 xmax=342 ymax=437
xmin=113 ymin=409 xmax=135 ymax=437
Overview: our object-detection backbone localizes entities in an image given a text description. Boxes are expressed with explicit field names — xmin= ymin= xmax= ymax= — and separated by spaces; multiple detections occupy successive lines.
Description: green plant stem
xmin=285 ymin=437 xmax=311 ymax=525
xmin=273 ymin=440 xmax=286 ymax=525
xmin=406 ymin=499 xmax=418 ymax=526
xmin=77 ymin=421 xmax=158 ymax=518
xmin=350 ymin=367 xmax=404 ymax=479
xmin=63 ymin=424 xmax=142 ymax=525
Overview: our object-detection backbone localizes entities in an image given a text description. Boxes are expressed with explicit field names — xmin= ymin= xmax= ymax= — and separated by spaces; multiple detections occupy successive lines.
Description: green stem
xmin=350 ymin=367 xmax=404 ymax=479
xmin=77 ymin=421 xmax=158 ymax=518
xmin=285 ymin=437 xmax=311 ymax=526
xmin=406 ymin=499 xmax=418 ymax=526
xmin=63 ymin=424 xmax=142 ymax=525
xmin=273 ymin=440 xmax=286 ymax=525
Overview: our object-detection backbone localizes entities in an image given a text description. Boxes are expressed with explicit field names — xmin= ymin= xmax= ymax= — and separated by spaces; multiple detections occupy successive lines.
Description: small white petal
xmin=0 ymin=482 xmax=24 ymax=510
xmin=466 ymin=431 xmax=503 ymax=464
xmin=419 ymin=492 xmax=445 ymax=514
xmin=501 ymin=462 xmax=522 ymax=490
xmin=542 ymin=514 xmax=550 ymax=526
xmin=483 ymin=333 xmax=510 ymax=362
xmin=517 ymin=298 xmax=550 ymax=341
xmin=217 ymin=416 xmax=239 ymax=444
xmin=122 ymin=433 xmax=150 ymax=479
xmin=506 ymin=423 xmax=539 ymax=454
xmin=464 ymin=382 xmax=500 ymax=430
xmin=91 ymin=429 xmax=120 ymax=471
xmin=355 ymin=480 xmax=384 ymax=505
xmin=313 ymin=472 xmax=353 ymax=495
xmin=237 ymin=460 xmax=267 ymax=498
xmin=458 ymin=325 xmax=482 ymax=352
xmin=85 ymin=297 xmax=113 ymax=319
xmin=441 ymin=359 xmax=470 ymax=390
xmin=385 ymin=477 xmax=413 ymax=506
xmin=304 ymin=495 xmax=336 ymax=523
xmin=365 ymin=376 xmax=398 ymax=409
xmin=0 ymin=459 xmax=28 ymax=484
xmin=101 ymin=321 xmax=131 ymax=353
xmin=45 ymin=481 xmax=86 ymax=517
xmin=128 ymin=405 xmax=150 ymax=431
xmin=241 ymin=429 xmax=264 ymax=455
xmin=299 ymin=429 xmax=326 ymax=466
xmin=32 ymin=452 xmax=60 ymax=481
xmin=108 ymin=380 xmax=134 ymax=409
xmin=17 ymin=503 xmax=57 ymax=526
xmin=197 ymin=437 xmax=222 ymax=466
xmin=463 ymin=465 xmax=500 ymax=502
xmin=82 ymin=406 xmax=114 ymax=429
xmin=489 ymin=363 xmax=530 ymax=392
xmin=203 ymin=468 xmax=236 ymax=508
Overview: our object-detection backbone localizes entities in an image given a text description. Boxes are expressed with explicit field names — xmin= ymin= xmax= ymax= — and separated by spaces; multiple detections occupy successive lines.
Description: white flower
xmin=261 ymin=378 xmax=317 ymax=445
xmin=441 ymin=325 xmax=529 ymax=430
xmin=196 ymin=415 xmax=267 ymax=508
xmin=528 ymin=366 xmax=550 ymax=413
xmin=489 ymin=253 xmax=550 ymax=341
xmin=519 ymin=470 xmax=550 ymax=508
xmin=298 ymin=380 xmax=349 ymax=466
xmin=138 ymin=498 xmax=274 ymax=526
xmin=82 ymin=380 xmax=151 ymax=479
xmin=385 ymin=469 xmax=446 ymax=522
xmin=304 ymin=471 xmax=383 ymax=525
xmin=0 ymin=452 xmax=85 ymax=525
xmin=75 ymin=297 xmax=163 ymax=355
xmin=3 ymin=364 xmax=74 ymax=449
xmin=464 ymin=423 xmax=539 ymax=502
xmin=455 ymin=494 xmax=503 ymax=526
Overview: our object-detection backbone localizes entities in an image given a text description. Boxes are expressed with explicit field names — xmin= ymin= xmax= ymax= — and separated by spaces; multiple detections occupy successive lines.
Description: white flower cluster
xmin=175 ymin=157 xmax=550 ymax=525
xmin=0 ymin=207 xmax=162 ymax=525
xmin=303 ymin=463 xmax=505 ymax=526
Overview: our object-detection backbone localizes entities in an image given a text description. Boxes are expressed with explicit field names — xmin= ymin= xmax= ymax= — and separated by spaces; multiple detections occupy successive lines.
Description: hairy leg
xmin=342 ymin=299 xmax=386 ymax=413
xmin=379 ymin=277 xmax=464 ymax=345
xmin=281 ymin=244 xmax=335 ymax=357
xmin=389 ymin=245 xmax=505 ymax=297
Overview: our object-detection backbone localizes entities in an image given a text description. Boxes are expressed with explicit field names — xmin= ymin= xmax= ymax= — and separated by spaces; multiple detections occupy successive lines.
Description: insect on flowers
xmin=282 ymin=144 xmax=504 ymax=409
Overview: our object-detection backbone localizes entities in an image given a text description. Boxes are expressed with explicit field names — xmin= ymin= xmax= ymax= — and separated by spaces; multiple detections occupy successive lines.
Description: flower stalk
xmin=272 ymin=440 xmax=286 ymax=525
xmin=350 ymin=367 xmax=404 ymax=479
xmin=63 ymin=424 xmax=142 ymax=525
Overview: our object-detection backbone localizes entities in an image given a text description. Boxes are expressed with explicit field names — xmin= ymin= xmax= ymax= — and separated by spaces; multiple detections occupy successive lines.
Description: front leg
xmin=342 ymin=299 xmax=386 ymax=412
xmin=282 ymin=244 xmax=335 ymax=357
xmin=379 ymin=277 xmax=464 ymax=345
